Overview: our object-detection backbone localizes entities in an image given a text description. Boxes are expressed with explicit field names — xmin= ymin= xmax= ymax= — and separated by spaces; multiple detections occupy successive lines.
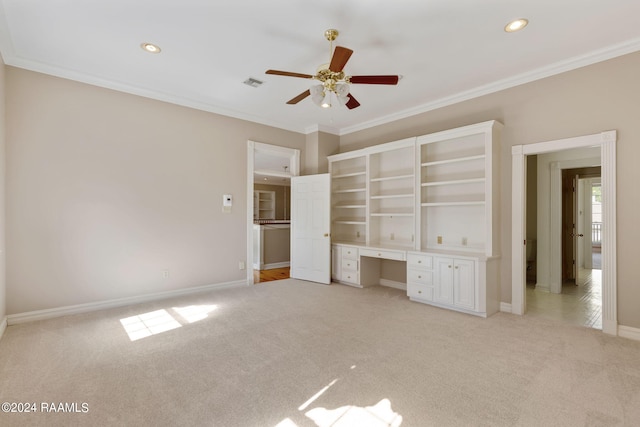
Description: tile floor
xmin=526 ymin=268 xmax=602 ymax=330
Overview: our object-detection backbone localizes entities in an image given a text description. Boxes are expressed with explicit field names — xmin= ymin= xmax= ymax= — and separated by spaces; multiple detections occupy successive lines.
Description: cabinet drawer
xmin=341 ymin=271 xmax=359 ymax=284
xmin=341 ymin=258 xmax=358 ymax=271
xmin=407 ymin=268 xmax=433 ymax=285
xmin=407 ymin=283 xmax=434 ymax=301
xmin=359 ymin=248 xmax=406 ymax=261
xmin=407 ymin=253 xmax=433 ymax=269
xmin=341 ymin=246 xmax=359 ymax=260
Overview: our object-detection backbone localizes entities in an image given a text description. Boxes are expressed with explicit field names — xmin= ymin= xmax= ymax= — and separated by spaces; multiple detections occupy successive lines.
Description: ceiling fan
xmin=265 ymin=29 xmax=399 ymax=109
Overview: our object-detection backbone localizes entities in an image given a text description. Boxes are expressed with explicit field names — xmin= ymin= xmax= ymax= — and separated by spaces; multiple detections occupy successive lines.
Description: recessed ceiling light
xmin=141 ymin=42 xmax=161 ymax=53
xmin=505 ymin=18 xmax=529 ymax=33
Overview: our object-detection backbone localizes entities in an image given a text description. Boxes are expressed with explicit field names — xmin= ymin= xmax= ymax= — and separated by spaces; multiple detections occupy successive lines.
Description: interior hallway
xmin=526 ymin=268 xmax=602 ymax=330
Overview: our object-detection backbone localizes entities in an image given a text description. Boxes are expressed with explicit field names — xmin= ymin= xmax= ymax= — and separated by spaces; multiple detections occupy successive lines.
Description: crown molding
xmin=2 ymin=34 xmax=639 ymax=137
xmin=338 ymin=37 xmax=640 ymax=136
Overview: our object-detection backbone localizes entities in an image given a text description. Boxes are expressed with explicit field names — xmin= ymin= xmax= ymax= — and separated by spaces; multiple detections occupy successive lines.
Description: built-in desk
xmin=331 ymin=242 xmax=499 ymax=318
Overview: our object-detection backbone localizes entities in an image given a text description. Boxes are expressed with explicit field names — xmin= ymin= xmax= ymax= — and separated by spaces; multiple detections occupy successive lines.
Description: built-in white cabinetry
xmin=416 ymin=121 xmax=501 ymax=256
xmin=329 ymin=137 xmax=415 ymax=248
xmin=330 ymin=156 xmax=367 ymax=245
xmin=331 ymin=244 xmax=360 ymax=286
xmin=253 ymin=190 xmax=276 ymax=220
xmin=328 ymin=121 xmax=501 ymax=318
xmin=408 ymin=250 xmax=498 ymax=317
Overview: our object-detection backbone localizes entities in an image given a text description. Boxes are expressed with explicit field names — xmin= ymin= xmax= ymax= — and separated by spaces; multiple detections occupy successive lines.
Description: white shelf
xmin=421 ymin=201 xmax=485 ymax=207
xmin=370 ymin=173 xmax=414 ymax=182
xmin=421 ymin=154 xmax=485 ymax=167
xmin=333 ymin=170 xmax=366 ymax=179
xmin=334 ymin=218 xmax=367 ymax=225
xmin=371 ymin=212 xmax=415 ymax=217
xmin=334 ymin=203 xmax=366 ymax=208
xmin=422 ymin=178 xmax=485 ymax=187
xmin=370 ymin=193 xmax=413 ymax=199
xmin=333 ymin=187 xmax=366 ymax=194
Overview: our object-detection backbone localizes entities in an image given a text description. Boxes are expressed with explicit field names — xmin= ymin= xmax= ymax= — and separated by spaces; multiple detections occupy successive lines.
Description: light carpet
xmin=1 ymin=279 xmax=639 ymax=426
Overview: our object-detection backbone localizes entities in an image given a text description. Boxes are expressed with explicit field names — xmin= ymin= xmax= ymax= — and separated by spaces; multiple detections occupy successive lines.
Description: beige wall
xmin=340 ymin=51 xmax=640 ymax=329
xmin=304 ymin=131 xmax=339 ymax=174
xmin=0 ymin=55 xmax=6 ymax=324
xmin=4 ymin=50 xmax=640 ymax=329
xmin=5 ymin=67 xmax=306 ymax=314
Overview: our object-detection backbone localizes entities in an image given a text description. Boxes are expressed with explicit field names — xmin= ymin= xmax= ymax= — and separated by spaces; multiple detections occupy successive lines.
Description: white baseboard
xmin=0 ymin=316 xmax=7 ymax=341
xmin=262 ymin=262 xmax=290 ymax=270
xmin=7 ymin=279 xmax=246 ymax=326
xmin=618 ymin=325 xmax=640 ymax=342
xmin=500 ymin=302 xmax=513 ymax=313
xmin=379 ymin=279 xmax=407 ymax=291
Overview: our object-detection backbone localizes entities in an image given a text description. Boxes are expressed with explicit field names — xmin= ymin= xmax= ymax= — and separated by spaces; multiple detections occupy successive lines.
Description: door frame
xmin=511 ymin=130 xmax=617 ymax=335
xmin=247 ymin=141 xmax=300 ymax=285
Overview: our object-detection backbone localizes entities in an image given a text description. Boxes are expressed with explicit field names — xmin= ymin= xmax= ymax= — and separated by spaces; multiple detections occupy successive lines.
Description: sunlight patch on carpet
xmin=298 ymin=379 xmax=339 ymax=411
xmin=120 ymin=304 xmax=218 ymax=341
xmin=306 ymin=398 xmax=402 ymax=427
xmin=120 ymin=309 xmax=182 ymax=341
xmin=173 ymin=304 xmax=217 ymax=323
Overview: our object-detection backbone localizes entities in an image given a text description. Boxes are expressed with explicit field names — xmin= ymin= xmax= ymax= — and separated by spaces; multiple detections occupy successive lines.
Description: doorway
xmin=526 ymin=163 xmax=603 ymax=329
xmin=511 ymin=130 xmax=617 ymax=335
xmin=247 ymin=141 xmax=300 ymax=285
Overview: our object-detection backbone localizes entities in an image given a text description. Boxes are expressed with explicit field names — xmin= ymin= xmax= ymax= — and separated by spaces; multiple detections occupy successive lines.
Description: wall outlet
xmin=162 ymin=269 xmax=170 ymax=279
xmin=437 ymin=236 xmax=443 ymax=244
xmin=239 ymin=261 xmax=245 ymax=270
xmin=356 ymin=231 xmax=360 ymax=238
xmin=462 ymin=237 xmax=468 ymax=246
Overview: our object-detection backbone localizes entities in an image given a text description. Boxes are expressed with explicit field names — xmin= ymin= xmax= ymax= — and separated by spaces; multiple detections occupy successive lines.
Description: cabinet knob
xmin=418 ymin=260 xmax=422 ymax=264
xmin=455 ymin=266 xmax=459 ymax=269
xmin=378 ymin=253 xmax=382 ymax=257
xmin=418 ymin=275 xmax=422 ymax=279
xmin=418 ymin=290 xmax=422 ymax=294
xmin=448 ymin=265 xmax=452 ymax=268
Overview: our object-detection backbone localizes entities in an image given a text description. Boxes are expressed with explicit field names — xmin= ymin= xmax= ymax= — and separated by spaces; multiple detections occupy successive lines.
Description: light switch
xmin=223 ymin=194 xmax=233 ymax=207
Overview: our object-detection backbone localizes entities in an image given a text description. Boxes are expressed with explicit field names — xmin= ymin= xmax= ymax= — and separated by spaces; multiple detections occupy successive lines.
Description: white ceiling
xmin=1 ymin=0 xmax=639 ymax=135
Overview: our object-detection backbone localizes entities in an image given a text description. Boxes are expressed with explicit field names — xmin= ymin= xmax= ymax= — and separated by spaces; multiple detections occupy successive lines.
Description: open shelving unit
xmin=416 ymin=121 xmax=501 ymax=256
xmin=330 ymin=155 xmax=367 ymax=244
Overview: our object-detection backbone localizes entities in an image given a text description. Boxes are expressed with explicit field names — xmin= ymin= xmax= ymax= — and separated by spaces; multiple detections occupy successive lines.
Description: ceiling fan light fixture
xmin=335 ymin=83 xmax=350 ymax=106
xmin=141 ymin=42 xmax=161 ymax=53
xmin=310 ymin=85 xmax=327 ymax=107
xmin=504 ymin=18 xmax=529 ymax=32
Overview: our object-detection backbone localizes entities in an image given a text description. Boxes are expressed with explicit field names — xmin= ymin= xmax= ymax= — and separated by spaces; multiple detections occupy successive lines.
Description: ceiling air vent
xmin=243 ymin=77 xmax=264 ymax=88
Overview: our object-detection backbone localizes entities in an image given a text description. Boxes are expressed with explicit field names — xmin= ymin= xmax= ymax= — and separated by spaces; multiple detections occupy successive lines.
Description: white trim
xmin=0 ymin=316 xmax=7 ymax=341
xmin=1 ymin=8 xmax=637 ymax=138
xmin=500 ymin=302 xmax=512 ymax=313
xmin=618 ymin=325 xmax=640 ymax=342
xmin=7 ymin=280 xmax=246 ymax=326
xmin=258 ymin=261 xmax=291 ymax=270
xmin=339 ymin=38 xmax=640 ymax=136
xmin=511 ymin=131 xmax=617 ymax=335
xmin=247 ymin=141 xmax=300 ymax=286
xmin=379 ymin=279 xmax=407 ymax=291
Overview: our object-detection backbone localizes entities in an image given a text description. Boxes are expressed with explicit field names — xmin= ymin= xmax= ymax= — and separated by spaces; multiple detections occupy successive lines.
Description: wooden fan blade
xmin=350 ymin=75 xmax=399 ymax=85
xmin=266 ymin=70 xmax=314 ymax=79
xmin=286 ymin=89 xmax=311 ymax=105
xmin=329 ymin=46 xmax=354 ymax=72
xmin=345 ymin=94 xmax=361 ymax=110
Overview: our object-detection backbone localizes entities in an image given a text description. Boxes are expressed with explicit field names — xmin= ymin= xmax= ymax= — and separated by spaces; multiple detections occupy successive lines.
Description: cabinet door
xmin=434 ymin=257 xmax=454 ymax=305
xmin=454 ymin=259 xmax=476 ymax=310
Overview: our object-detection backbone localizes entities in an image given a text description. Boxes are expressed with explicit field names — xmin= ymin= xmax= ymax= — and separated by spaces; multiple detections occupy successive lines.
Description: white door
xmin=290 ymin=174 xmax=331 ymax=284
